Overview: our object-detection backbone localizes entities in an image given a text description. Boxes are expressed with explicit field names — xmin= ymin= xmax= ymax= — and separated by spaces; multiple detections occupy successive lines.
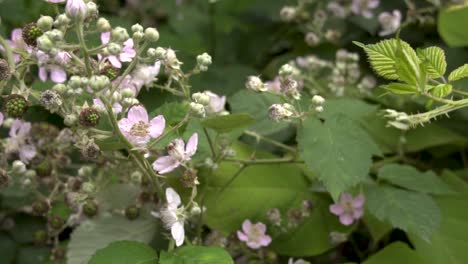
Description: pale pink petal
xmin=259 ymin=235 xmax=272 ymax=246
xmin=11 ymin=29 xmax=23 ymax=43
xmin=353 ymin=208 xmax=364 ymax=219
xmin=123 ymin=38 xmax=134 ymax=48
xmin=149 ymin=115 xmax=165 ymax=138
xmin=329 ymin=204 xmax=344 ymax=216
xmin=108 ymin=56 xmax=122 ymax=68
xmin=39 ymin=67 xmax=48 ymax=82
xmin=171 ymin=221 xmax=185 ymax=247
xmin=9 ymin=120 xmax=22 ymax=137
xmin=101 ymin=32 xmax=111 ymax=44
xmin=185 ymin=133 xmax=198 ymax=157
xmin=353 ymin=194 xmax=365 ymax=208
xmin=152 ymin=156 xmax=180 ymax=174
xmin=128 ymin=105 xmax=149 ymax=123
xmin=255 ymin=222 xmax=267 ymax=233
xmin=18 ymin=122 xmax=31 ymax=136
xmin=237 ymin=231 xmax=248 ymax=242
xmin=166 ymin=188 xmax=181 ymax=208
xmin=19 ymin=145 xmax=37 ymax=164
xmin=340 ymin=214 xmax=354 ymax=226
xmin=340 ymin=193 xmax=353 ymax=203
xmin=49 ymin=66 xmax=67 ymax=83
xmin=246 ymin=241 xmax=261 ymax=249
xmin=117 ymin=118 xmax=134 ymax=133
xmin=242 ymin=219 xmax=252 ymax=233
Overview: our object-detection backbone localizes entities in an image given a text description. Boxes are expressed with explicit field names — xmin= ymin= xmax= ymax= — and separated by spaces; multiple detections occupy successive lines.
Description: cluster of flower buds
xmin=265 ymin=200 xmax=313 ymax=233
xmin=191 ymin=90 xmax=227 ymax=118
xmin=384 ymin=109 xmax=411 ymax=130
xmin=268 ymin=103 xmax=296 ymax=122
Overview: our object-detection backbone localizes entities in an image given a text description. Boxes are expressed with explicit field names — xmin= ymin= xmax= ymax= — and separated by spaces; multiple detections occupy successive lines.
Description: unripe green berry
xmin=100 ymin=64 xmax=120 ymax=81
xmin=83 ymin=200 xmax=98 ymax=217
xmin=79 ymin=108 xmax=100 ymax=127
xmin=32 ymin=199 xmax=50 ymax=216
xmin=4 ymin=94 xmax=29 ymax=118
xmin=96 ymin=18 xmax=111 ymax=32
xmin=22 ymin=23 xmax=43 ymax=47
xmin=48 ymin=216 xmax=65 ymax=230
xmin=125 ymin=205 xmax=140 ymax=220
xmin=64 ymin=114 xmax=78 ymax=126
xmin=144 ymin=27 xmax=159 ymax=42
xmin=37 ymin=16 xmax=54 ymax=31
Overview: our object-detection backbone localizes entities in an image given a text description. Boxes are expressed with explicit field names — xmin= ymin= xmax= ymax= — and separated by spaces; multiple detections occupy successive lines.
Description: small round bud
xmin=315 ymin=106 xmax=324 ymax=113
xmin=68 ymin=76 xmax=82 ymax=89
xmin=125 ymin=205 xmax=140 ymax=220
xmin=79 ymin=108 xmax=100 ymax=127
xmin=78 ymin=166 xmax=92 ymax=177
xmin=112 ymin=92 xmax=122 ymax=102
xmin=196 ymin=52 xmax=212 ymax=71
xmin=192 ymin=92 xmax=210 ymax=106
xmin=55 ymin=14 xmax=71 ymax=27
xmin=24 ymin=169 xmax=37 ymax=179
xmin=52 ymin=84 xmax=67 ymax=94
xmin=32 ymin=199 xmax=50 ymax=216
xmin=65 ymin=0 xmax=87 ymax=20
xmin=146 ymin=48 xmax=157 ymax=58
xmin=4 ymin=94 xmax=29 ymax=118
xmin=154 ymin=47 xmax=166 ymax=60
xmin=45 ymin=29 xmax=64 ymax=42
xmin=311 ymin=95 xmax=325 ymax=105
xmin=111 ymin=27 xmax=129 ymax=42
xmin=329 ymin=231 xmax=348 ymax=245
xmin=245 ymin=76 xmax=266 ymax=92
xmin=82 ymin=182 xmax=95 ymax=194
xmin=12 ymin=160 xmax=26 ymax=174
xmin=0 ymin=59 xmax=11 ymax=81
xmin=144 ymin=27 xmax=159 ymax=42
xmin=190 ymin=202 xmax=202 ymax=216
xmin=35 ymin=160 xmax=51 ymax=177
xmin=48 ymin=216 xmax=65 ymax=230
xmin=279 ymin=64 xmax=295 ymax=77
xmin=280 ymin=6 xmax=296 ymax=22
xmin=130 ymin=171 xmax=143 ymax=184
xmin=37 ymin=16 xmax=54 ymax=31
xmin=22 ymin=23 xmax=43 ymax=47
xmin=131 ymin=24 xmax=144 ymax=33
xmin=64 ymin=114 xmax=78 ymax=126
xmin=325 ymin=29 xmax=341 ymax=43
xmin=83 ymin=200 xmax=98 ymax=217
xmin=96 ymin=18 xmax=111 ymax=32
xmin=121 ymin=88 xmax=135 ymax=98
xmin=132 ymin=31 xmax=144 ymax=42
xmin=37 ymin=35 xmax=54 ymax=52
xmin=305 ymin=32 xmax=320 ymax=47
xmin=88 ymin=75 xmax=110 ymax=91
xmin=86 ymin=2 xmax=98 ymax=18
xmin=190 ymin=102 xmax=206 ymax=118
xmin=266 ymin=208 xmax=282 ymax=226
xmin=107 ymin=42 xmax=122 ymax=55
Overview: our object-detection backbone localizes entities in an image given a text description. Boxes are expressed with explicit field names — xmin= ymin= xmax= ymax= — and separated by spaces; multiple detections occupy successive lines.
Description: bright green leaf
xmin=159 ymin=246 xmax=233 ymax=264
xmin=438 ymin=4 xmax=468 ymax=47
xmin=362 ymin=242 xmax=425 ymax=264
xmin=378 ymin=164 xmax=454 ymax=195
xmin=365 ymin=185 xmax=441 ymax=241
xmin=202 ymin=113 xmax=255 ymax=133
xmin=298 ymin=115 xmax=381 ymax=200
xmin=448 ymin=64 xmax=468 ymax=82
xmin=381 ymin=82 xmax=418 ymax=95
xmin=417 ymin=46 xmax=447 ymax=78
xmin=89 ymin=241 xmax=157 ymax=264
xmin=395 ymin=39 xmax=424 ymax=87
xmin=430 ymin=84 xmax=453 ymax=98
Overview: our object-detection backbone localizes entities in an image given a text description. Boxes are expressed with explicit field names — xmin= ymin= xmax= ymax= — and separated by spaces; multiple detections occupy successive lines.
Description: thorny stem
xmin=147 ymin=113 xmax=191 ymax=149
xmin=76 ymin=23 xmax=92 ymax=76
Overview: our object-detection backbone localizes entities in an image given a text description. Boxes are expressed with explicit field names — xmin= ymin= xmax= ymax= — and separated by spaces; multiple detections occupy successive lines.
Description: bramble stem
xmin=76 ymin=23 xmax=92 ymax=76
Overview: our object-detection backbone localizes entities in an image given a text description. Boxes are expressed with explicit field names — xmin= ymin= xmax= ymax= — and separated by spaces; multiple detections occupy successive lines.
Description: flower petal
xmin=165 ymin=188 xmax=181 ymax=208
xmin=353 ymin=194 xmax=365 ymax=208
xmin=49 ymin=66 xmax=67 ymax=83
xmin=108 ymin=55 xmax=122 ymax=68
xmin=39 ymin=67 xmax=48 ymax=82
xmin=128 ymin=105 xmax=149 ymax=123
xmin=171 ymin=221 xmax=185 ymax=247
xmin=260 ymin=234 xmax=272 ymax=246
xmin=152 ymin=156 xmax=180 ymax=174
xmin=185 ymin=133 xmax=198 ymax=157
xmin=149 ymin=115 xmax=165 ymax=138
xmin=339 ymin=214 xmax=354 ymax=226
xmin=242 ymin=219 xmax=252 ymax=233
xmin=101 ymin=32 xmax=111 ymax=44
xmin=329 ymin=204 xmax=344 ymax=216
xmin=237 ymin=231 xmax=248 ymax=242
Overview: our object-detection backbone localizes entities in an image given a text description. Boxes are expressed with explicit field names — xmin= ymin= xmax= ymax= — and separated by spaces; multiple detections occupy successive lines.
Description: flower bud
xmin=22 ymin=23 xmax=43 ymax=47
xmin=132 ymin=24 xmax=144 ymax=33
xmin=4 ymin=94 xmax=29 ymax=118
xmin=64 ymin=114 xmax=78 ymax=126
xmin=48 ymin=216 xmax=65 ymax=230
xmin=107 ymin=42 xmax=122 ymax=55
xmin=86 ymin=1 xmax=98 ymax=18
xmin=83 ymin=200 xmax=98 ymax=217
xmin=154 ymin=47 xmax=166 ymax=60
xmin=192 ymin=92 xmax=210 ymax=106
xmin=111 ymin=27 xmax=129 ymax=42
xmin=266 ymin=208 xmax=282 ymax=226
xmin=68 ymin=76 xmax=82 ymax=89
xmin=37 ymin=35 xmax=54 ymax=52
xmin=279 ymin=64 xmax=295 ymax=77
xmin=190 ymin=202 xmax=202 ymax=215
xmin=329 ymin=231 xmax=348 ymax=245
xmin=25 ymin=169 xmax=37 ymax=178
xmin=12 ymin=160 xmax=26 ymax=174
xmin=190 ymin=102 xmax=206 ymax=118
xmin=66 ymin=0 xmax=87 ymax=20
xmin=196 ymin=52 xmax=212 ymax=71
xmin=125 ymin=205 xmax=140 ymax=220
xmin=96 ymin=18 xmax=111 ymax=32
xmin=245 ymin=76 xmax=267 ymax=92
xmin=112 ymin=92 xmax=122 ymax=102
xmin=268 ymin=103 xmax=295 ymax=122
xmin=144 ymin=27 xmax=159 ymax=42
xmin=280 ymin=6 xmax=296 ymax=22
xmin=45 ymin=29 xmax=64 ymax=42
xmin=82 ymin=181 xmax=95 ymax=194
xmin=146 ymin=48 xmax=157 ymax=58
xmin=311 ymin=95 xmax=325 ymax=105
xmin=55 ymin=14 xmax=71 ymax=27
xmin=314 ymin=106 xmax=324 ymax=113
xmin=34 ymin=230 xmax=47 ymax=245
xmin=305 ymin=32 xmax=320 ymax=47
xmin=32 ymin=199 xmax=50 ymax=216
xmin=37 ymin=16 xmax=54 ymax=31
xmin=130 ymin=171 xmax=143 ymax=184
xmin=0 ymin=59 xmax=11 ymax=81
xmin=79 ymin=108 xmax=100 ymax=127
xmin=121 ymin=88 xmax=135 ymax=98
xmin=89 ymin=75 xmax=110 ymax=91
xmin=132 ymin=31 xmax=144 ymax=42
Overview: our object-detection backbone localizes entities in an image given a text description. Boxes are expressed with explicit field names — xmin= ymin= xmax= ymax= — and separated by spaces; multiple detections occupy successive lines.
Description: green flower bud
xmin=68 ymin=76 xmax=82 ymax=89
xmin=0 ymin=59 xmax=11 ymax=81
xmin=82 ymin=181 xmax=95 ymax=194
xmin=34 ymin=230 xmax=48 ymax=245
xmin=107 ymin=42 xmax=122 ymax=55
xmin=37 ymin=16 xmax=54 ymax=31
xmin=79 ymin=107 xmax=100 ymax=127
xmin=22 ymin=23 xmax=43 ymax=47
xmin=12 ymin=160 xmax=26 ymax=174
xmin=37 ymin=35 xmax=54 ymax=52
xmin=279 ymin=64 xmax=295 ymax=77
xmin=144 ymin=27 xmax=159 ymax=42
xmin=89 ymin=75 xmax=110 ymax=91
xmin=96 ymin=18 xmax=111 ymax=32
xmin=132 ymin=31 xmax=144 ymax=42
xmin=24 ymin=169 xmax=37 ymax=178
xmin=125 ymin=205 xmax=140 ymax=220
xmin=32 ymin=199 xmax=50 ymax=216
xmin=45 ymin=29 xmax=64 ymax=42
xmin=190 ymin=102 xmax=206 ymax=118
xmin=48 ymin=216 xmax=65 ymax=230
xmin=192 ymin=92 xmax=210 ymax=106
xmin=111 ymin=27 xmax=129 ymax=42
xmin=196 ymin=52 xmax=212 ymax=69
xmin=154 ymin=47 xmax=166 ymax=60
xmin=52 ymin=83 xmax=67 ymax=94
xmin=64 ymin=114 xmax=78 ymax=126
xmin=35 ymin=160 xmax=52 ymax=177
xmin=86 ymin=2 xmax=98 ymax=18
xmin=4 ymin=94 xmax=29 ymax=118
xmin=311 ymin=95 xmax=325 ymax=105
xmin=121 ymin=88 xmax=135 ymax=98
xmin=83 ymin=200 xmax=98 ymax=217
xmin=78 ymin=166 xmax=93 ymax=177
xmin=131 ymin=24 xmax=144 ymax=33
xmin=55 ymin=14 xmax=71 ymax=27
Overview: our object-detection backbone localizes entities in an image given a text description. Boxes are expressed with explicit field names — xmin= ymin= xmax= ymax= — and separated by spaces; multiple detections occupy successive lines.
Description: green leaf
xmin=448 ymin=64 xmax=468 ymax=82
xmin=67 ymin=214 xmax=157 ymax=264
xmin=89 ymin=241 xmax=157 ymax=264
xmin=202 ymin=113 xmax=255 ymax=133
xmin=354 ymin=39 xmax=414 ymax=80
xmin=438 ymin=4 xmax=468 ymax=47
xmin=365 ymin=185 xmax=441 ymax=241
xmin=297 ymin=115 xmax=381 ymax=200
xmin=409 ymin=193 xmax=468 ymax=264
xmin=159 ymin=246 xmax=233 ymax=264
xmin=378 ymin=164 xmax=454 ymax=195
xmin=363 ymin=214 xmax=393 ymax=243
xmin=201 ymin=143 xmax=346 ymax=256
xmin=430 ymin=84 xmax=453 ymax=98
xmin=150 ymin=102 xmax=189 ymax=126
xmin=417 ymin=47 xmax=447 ymax=78
xmin=395 ymin=39 xmax=424 ymax=87
xmin=381 ymin=82 xmax=418 ymax=95
xmin=362 ymin=242 xmax=425 ymax=264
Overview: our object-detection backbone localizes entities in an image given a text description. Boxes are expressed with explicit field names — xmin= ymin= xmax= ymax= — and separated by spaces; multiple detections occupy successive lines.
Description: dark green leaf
xmin=89 ymin=241 xmax=157 ymax=264
xmin=202 ymin=113 xmax=255 ymax=133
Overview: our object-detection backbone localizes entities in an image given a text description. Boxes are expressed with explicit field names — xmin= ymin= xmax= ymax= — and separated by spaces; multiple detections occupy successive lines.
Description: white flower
xmin=152 ymin=188 xmax=186 ymax=247
xmin=132 ymin=61 xmax=161 ymax=89
xmin=204 ymin=91 xmax=226 ymax=115
xmin=378 ymin=10 xmax=402 ymax=36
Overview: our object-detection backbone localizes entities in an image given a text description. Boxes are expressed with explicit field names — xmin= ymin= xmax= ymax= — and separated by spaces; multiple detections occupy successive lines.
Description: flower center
xmin=342 ymin=200 xmax=354 ymax=214
xmin=130 ymin=121 xmax=149 ymax=137
xmin=248 ymin=226 xmax=263 ymax=242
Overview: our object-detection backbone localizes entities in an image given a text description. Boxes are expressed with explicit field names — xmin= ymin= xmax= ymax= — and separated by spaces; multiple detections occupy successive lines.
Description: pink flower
xmin=6 ymin=120 xmax=37 ymax=164
xmin=100 ymin=32 xmax=136 ymax=68
xmin=118 ymin=105 xmax=165 ymax=146
xmin=152 ymin=133 xmax=198 ymax=174
xmin=329 ymin=193 xmax=365 ymax=226
xmin=37 ymin=51 xmax=67 ymax=83
xmin=237 ymin=220 xmax=272 ymax=249
xmin=351 ymin=0 xmax=380 ymax=19
xmin=45 ymin=0 xmax=66 ymax=3
xmin=0 ymin=28 xmax=31 ymax=62
xmin=132 ymin=62 xmax=161 ymax=89
xmin=204 ymin=91 xmax=226 ymax=115
xmin=66 ymin=0 xmax=87 ymax=19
